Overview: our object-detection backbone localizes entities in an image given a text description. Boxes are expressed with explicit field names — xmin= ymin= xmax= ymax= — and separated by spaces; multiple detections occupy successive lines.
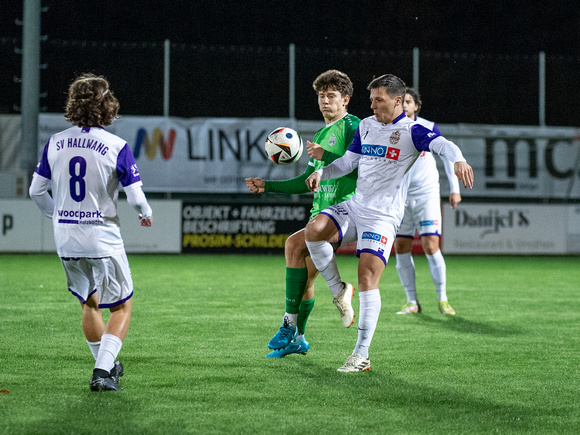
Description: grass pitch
xmin=1 ymin=254 xmax=579 ymax=434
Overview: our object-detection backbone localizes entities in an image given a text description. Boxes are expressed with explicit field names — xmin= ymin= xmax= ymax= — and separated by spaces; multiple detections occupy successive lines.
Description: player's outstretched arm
xmin=449 ymin=193 xmax=462 ymax=210
xmin=245 ymin=177 xmax=265 ymax=194
xmin=125 ymin=185 xmax=152 ymax=226
xmin=29 ymin=174 xmax=54 ymax=218
xmin=306 ymin=172 xmax=321 ymax=192
xmin=139 ymin=215 xmax=153 ymax=226
xmin=454 ymin=162 xmax=474 ymax=189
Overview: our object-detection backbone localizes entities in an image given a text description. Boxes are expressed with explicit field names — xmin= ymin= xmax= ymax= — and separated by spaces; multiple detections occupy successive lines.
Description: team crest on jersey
xmin=328 ymin=134 xmax=336 ymax=147
xmin=389 ymin=131 xmax=401 ymax=144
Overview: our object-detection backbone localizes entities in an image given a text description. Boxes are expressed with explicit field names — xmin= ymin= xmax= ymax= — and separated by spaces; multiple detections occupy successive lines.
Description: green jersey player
xmin=245 ymin=69 xmax=360 ymax=358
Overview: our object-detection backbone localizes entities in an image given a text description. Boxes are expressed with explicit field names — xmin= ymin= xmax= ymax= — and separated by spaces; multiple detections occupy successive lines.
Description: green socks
xmin=285 ymin=267 xmax=315 ymax=335
xmin=285 ymin=267 xmax=308 ymax=314
xmin=297 ymin=298 xmax=315 ymax=335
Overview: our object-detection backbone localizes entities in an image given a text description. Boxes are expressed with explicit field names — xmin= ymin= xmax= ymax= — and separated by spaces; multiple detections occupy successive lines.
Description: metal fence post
xmin=164 ymin=39 xmax=170 ymax=117
xmin=413 ymin=47 xmax=420 ymax=92
xmin=539 ymin=51 xmax=546 ymax=126
xmin=289 ymin=43 xmax=296 ymax=120
xmin=21 ymin=0 xmax=41 ymax=176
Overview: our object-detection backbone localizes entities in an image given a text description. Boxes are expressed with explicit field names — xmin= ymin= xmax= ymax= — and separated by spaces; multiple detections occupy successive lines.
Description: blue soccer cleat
xmin=266 ymin=336 xmax=310 ymax=358
xmin=267 ymin=317 xmax=297 ymax=350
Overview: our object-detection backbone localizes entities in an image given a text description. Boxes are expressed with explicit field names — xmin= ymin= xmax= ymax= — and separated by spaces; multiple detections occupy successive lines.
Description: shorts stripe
xmin=418 ymin=231 xmax=441 ymax=237
xmin=68 ymin=287 xmax=97 ymax=304
xmin=356 ymin=248 xmax=387 ymax=266
xmin=320 ymin=211 xmax=343 ymax=241
xmin=99 ymin=291 xmax=133 ymax=309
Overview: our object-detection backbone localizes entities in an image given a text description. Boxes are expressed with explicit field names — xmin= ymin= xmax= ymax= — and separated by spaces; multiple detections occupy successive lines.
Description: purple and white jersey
xmin=318 ymin=112 xmax=465 ymax=226
xmin=34 ymin=126 xmax=142 ymax=257
xmin=405 ymin=116 xmax=460 ymax=198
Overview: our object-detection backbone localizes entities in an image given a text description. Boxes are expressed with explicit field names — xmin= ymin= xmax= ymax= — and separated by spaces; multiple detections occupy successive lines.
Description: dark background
xmin=2 ymin=1 xmax=579 ymax=125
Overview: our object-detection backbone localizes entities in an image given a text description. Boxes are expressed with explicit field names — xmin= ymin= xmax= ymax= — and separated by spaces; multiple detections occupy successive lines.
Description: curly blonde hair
xmin=64 ymin=73 xmax=120 ymax=127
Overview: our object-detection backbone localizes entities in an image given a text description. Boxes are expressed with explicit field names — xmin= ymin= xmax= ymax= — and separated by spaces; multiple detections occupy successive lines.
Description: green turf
xmin=1 ymin=254 xmax=578 ymax=434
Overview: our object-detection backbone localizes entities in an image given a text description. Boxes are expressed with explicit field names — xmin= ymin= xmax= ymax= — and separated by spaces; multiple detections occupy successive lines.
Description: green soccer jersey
xmin=265 ymin=113 xmax=360 ymax=219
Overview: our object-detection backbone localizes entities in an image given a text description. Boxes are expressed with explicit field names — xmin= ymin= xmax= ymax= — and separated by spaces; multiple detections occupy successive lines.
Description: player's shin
xmin=353 ymin=289 xmax=381 ymax=359
xmin=395 ymin=252 xmax=418 ymax=303
xmin=426 ymin=250 xmax=447 ymax=301
xmin=305 ymin=240 xmax=343 ymax=296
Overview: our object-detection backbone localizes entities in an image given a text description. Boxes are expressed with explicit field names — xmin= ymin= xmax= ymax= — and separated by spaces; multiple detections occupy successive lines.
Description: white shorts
xmin=60 ymin=253 xmax=134 ymax=308
xmin=320 ymin=200 xmax=397 ymax=266
xmin=397 ymin=192 xmax=442 ymax=239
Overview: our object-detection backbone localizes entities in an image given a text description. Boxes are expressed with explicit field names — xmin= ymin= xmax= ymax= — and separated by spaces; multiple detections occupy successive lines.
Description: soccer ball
xmin=265 ymin=127 xmax=303 ymax=165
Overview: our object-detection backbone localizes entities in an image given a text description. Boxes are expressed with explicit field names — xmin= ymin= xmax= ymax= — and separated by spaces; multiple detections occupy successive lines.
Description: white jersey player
xmin=29 ymin=73 xmax=152 ymax=392
xmin=395 ymin=88 xmax=461 ymax=316
xmin=304 ymin=74 xmax=474 ymax=373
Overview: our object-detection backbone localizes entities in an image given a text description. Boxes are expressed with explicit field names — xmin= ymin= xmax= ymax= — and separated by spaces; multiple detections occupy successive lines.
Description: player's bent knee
xmin=285 ymin=230 xmax=308 ymax=254
xmin=110 ymin=298 xmax=133 ymax=314
xmin=421 ymin=236 xmax=441 ymax=255
xmin=305 ymin=214 xmax=333 ymax=241
xmin=394 ymin=236 xmax=413 ymax=254
xmin=358 ymin=253 xmax=385 ymax=290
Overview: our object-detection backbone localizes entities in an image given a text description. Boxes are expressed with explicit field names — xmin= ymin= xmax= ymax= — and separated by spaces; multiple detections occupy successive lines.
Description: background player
xmin=304 ymin=74 xmax=474 ymax=372
xmin=395 ymin=88 xmax=461 ymax=315
xmin=245 ymin=69 xmax=360 ymax=357
xmin=29 ymin=73 xmax=153 ymax=391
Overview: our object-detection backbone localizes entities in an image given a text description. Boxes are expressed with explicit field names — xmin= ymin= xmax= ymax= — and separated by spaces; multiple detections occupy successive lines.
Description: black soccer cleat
xmin=90 ymin=373 xmax=123 ymax=391
xmin=110 ymin=361 xmax=124 ymax=384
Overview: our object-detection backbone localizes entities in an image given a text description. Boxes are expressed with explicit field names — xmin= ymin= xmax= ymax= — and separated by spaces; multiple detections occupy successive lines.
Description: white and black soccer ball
xmin=264 ymin=127 xmax=303 ymax=165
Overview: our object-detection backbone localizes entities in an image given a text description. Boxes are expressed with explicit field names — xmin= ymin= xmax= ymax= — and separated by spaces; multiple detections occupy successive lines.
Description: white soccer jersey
xmin=318 ymin=112 xmax=465 ymax=226
xmin=405 ymin=116 xmax=460 ymax=197
xmin=33 ymin=126 xmax=143 ymax=257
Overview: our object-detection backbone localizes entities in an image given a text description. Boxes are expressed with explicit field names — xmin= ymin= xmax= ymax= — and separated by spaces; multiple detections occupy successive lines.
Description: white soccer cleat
xmin=333 ymin=282 xmax=355 ymax=328
xmin=337 ymin=352 xmax=370 ymax=372
xmin=396 ymin=302 xmax=422 ymax=314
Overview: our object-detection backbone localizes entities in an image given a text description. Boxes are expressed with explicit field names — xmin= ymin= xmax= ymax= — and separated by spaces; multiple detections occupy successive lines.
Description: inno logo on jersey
xmin=362 ymin=231 xmax=388 ymax=244
xmin=361 ymin=144 xmax=387 ymax=157
xmin=134 ymin=128 xmax=176 ymax=160
xmin=361 ymin=145 xmax=400 ymax=160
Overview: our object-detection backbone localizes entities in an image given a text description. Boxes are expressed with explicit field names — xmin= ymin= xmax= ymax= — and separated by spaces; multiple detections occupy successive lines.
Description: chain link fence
xmin=1 ymin=37 xmax=580 ymax=126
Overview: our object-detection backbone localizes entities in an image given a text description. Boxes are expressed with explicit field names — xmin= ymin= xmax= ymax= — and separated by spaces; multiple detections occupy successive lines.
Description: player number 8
xmin=69 ymin=156 xmax=86 ymax=202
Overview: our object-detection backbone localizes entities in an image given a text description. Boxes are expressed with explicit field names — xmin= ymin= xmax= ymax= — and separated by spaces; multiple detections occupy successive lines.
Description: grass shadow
xmin=415 ymin=314 xmax=523 ymax=337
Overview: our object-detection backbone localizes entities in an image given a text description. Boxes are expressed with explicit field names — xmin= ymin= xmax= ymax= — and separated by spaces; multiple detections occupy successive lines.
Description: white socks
xmin=305 ymin=240 xmax=343 ymax=297
xmin=353 ymin=289 xmax=381 ymax=359
xmin=426 ymin=250 xmax=447 ymax=302
xmin=395 ymin=252 xmax=418 ymax=303
xmin=397 ymin=250 xmax=448 ymax=302
xmin=87 ymin=340 xmax=101 ymax=360
xmin=94 ymin=334 xmax=123 ymax=373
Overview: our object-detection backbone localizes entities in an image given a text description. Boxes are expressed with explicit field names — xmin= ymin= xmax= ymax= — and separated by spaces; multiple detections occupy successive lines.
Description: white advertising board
xmin=442 ymin=203 xmax=569 ymax=254
xmin=33 ymin=114 xmax=312 ymax=194
xmin=3 ymin=114 xmax=579 ymax=198
xmin=0 ymin=199 xmax=181 ymax=253
xmin=438 ymin=124 xmax=580 ymax=200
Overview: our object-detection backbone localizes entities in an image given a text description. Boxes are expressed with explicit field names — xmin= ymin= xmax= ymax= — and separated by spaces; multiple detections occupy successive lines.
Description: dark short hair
xmin=405 ymin=87 xmax=422 ymax=114
xmin=64 ymin=73 xmax=120 ymax=127
xmin=312 ymin=69 xmax=354 ymax=98
xmin=366 ymin=74 xmax=406 ymax=98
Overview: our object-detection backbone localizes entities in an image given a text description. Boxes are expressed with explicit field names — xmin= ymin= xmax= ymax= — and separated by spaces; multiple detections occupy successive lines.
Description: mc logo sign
xmin=484 ymin=136 xmax=580 ymax=190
